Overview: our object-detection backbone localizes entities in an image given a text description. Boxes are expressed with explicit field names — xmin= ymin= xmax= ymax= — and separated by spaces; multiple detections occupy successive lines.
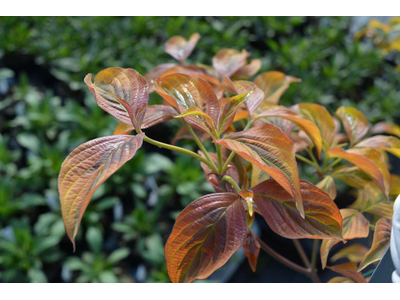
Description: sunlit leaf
xmin=359 ymin=218 xmax=392 ymax=271
xmin=242 ymin=229 xmax=260 ymax=272
xmin=331 ymin=244 xmax=369 ymax=263
xmin=252 ymin=179 xmax=342 ymax=239
xmin=165 ymin=193 xmax=246 ymax=283
xmin=254 ymin=71 xmax=301 ymax=105
xmin=158 ymin=65 xmax=220 ymax=88
xmin=215 ymin=123 xmax=304 ymax=217
xmin=316 ymin=176 xmax=337 ymax=201
xmin=327 ymin=262 xmax=367 ymax=283
xmin=113 ymin=122 xmax=134 ymax=135
xmin=164 ymin=33 xmax=200 ymax=63
xmin=336 ymin=107 xmax=369 ymax=146
xmin=233 ymin=59 xmax=262 ymax=78
xmin=327 ymin=148 xmax=390 ymax=200
xmin=212 ymin=48 xmax=250 ymax=78
xmin=356 ymin=135 xmax=400 ymax=159
xmin=217 ymin=92 xmax=250 ymax=133
xmin=144 ymin=63 xmax=176 ymax=93
xmin=58 ymin=134 xmax=144 ymax=248
xmin=320 ymin=209 xmax=370 ymax=269
xmin=370 ymin=121 xmax=400 ymax=138
xmin=85 ymin=68 xmax=149 ymax=129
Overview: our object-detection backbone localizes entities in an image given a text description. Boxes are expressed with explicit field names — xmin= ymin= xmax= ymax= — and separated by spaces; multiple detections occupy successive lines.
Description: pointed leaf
xmin=295 ymin=103 xmax=336 ymax=150
xmin=331 ymin=244 xmax=369 ymax=263
xmin=316 ymin=176 xmax=337 ymax=201
xmin=331 ymin=165 xmax=372 ymax=189
xmin=327 ymin=147 xmax=390 ymax=200
xmin=58 ymin=134 xmax=144 ymax=247
xmin=164 ymin=33 xmax=200 ymax=63
xmin=85 ymin=68 xmax=149 ymax=128
xmin=212 ymin=48 xmax=250 ymax=78
xmin=370 ymin=121 xmax=400 ymax=138
xmin=336 ymin=106 xmax=369 ymax=146
xmin=252 ymin=179 xmax=343 ymax=240
xmin=215 ymin=123 xmax=304 ymax=217
xmin=218 ymin=92 xmax=250 ymax=133
xmin=254 ymin=71 xmax=301 ymax=105
xmin=356 ymin=135 xmax=400 ymax=159
xmin=113 ymin=122 xmax=134 ymax=135
xmin=327 ymin=262 xmax=367 ymax=283
xmin=359 ymin=218 xmax=392 ymax=271
xmin=165 ymin=193 xmax=246 ymax=283
xmin=233 ymin=81 xmax=264 ymax=115
xmin=144 ymin=63 xmax=176 ymax=93
xmin=243 ymin=229 xmax=260 ymax=272
xmin=233 ymin=59 xmax=262 ymax=78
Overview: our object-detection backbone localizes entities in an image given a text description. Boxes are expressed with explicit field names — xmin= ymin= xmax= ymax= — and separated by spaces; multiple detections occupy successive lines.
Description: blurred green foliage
xmin=1 ymin=16 xmax=400 ymax=283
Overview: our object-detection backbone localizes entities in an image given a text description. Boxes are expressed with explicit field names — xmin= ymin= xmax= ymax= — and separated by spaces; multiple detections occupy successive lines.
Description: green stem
xmin=221 ymin=151 xmax=236 ymax=173
xmin=143 ymin=136 xmax=218 ymax=172
xmin=323 ymin=158 xmax=342 ymax=173
xmin=216 ymin=143 xmax=224 ymax=173
xmin=311 ymin=239 xmax=320 ymax=272
xmin=221 ymin=175 xmax=240 ymax=193
xmin=295 ymin=154 xmax=319 ymax=168
xmin=184 ymin=123 xmax=218 ymax=172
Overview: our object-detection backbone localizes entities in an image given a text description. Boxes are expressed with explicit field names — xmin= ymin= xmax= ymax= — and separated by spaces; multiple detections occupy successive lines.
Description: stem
xmin=143 ymin=136 xmax=218 ymax=172
xmin=311 ymin=239 xmax=319 ymax=272
xmin=221 ymin=175 xmax=240 ymax=193
xmin=216 ymin=143 xmax=224 ymax=173
xmin=323 ymin=158 xmax=342 ymax=173
xmin=221 ymin=151 xmax=236 ymax=173
xmin=184 ymin=123 xmax=218 ymax=172
xmin=292 ymin=240 xmax=311 ymax=268
xmin=295 ymin=154 xmax=319 ymax=168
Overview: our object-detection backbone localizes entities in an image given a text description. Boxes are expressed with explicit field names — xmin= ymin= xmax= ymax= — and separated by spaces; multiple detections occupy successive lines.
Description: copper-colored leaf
xmin=252 ymin=179 xmax=342 ymax=240
xmin=243 ymin=229 xmax=260 ymax=272
xmin=144 ymin=63 xmax=176 ymax=93
xmin=327 ymin=148 xmax=390 ymax=200
xmin=370 ymin=121 xmax=400 ymax=138
xmin=316 ymin=176 xmax=337 ymax=201
xmin=254 ymin=109 xmax=323 ymax=158
xmin=331 ymin=244 xmax=369 ymax=263
xmin=85 ymin=68 xmax=149 ymax=129
xmin=390 ymin=174 xmax=400 ymax=195
xmin=212 ymin=49 xmax=250 ymax=78
xmin=327 ymin=262 xmax=367 ymax=283
xmin=58 ymin=134 xmax=144 ymax=248
xmin=294 ymin=103 xmax=336 ymax=150
xmin=359 ymin=219 xmax=392 ymax=271
xmin=164 ymin=33 xmax=200 ymax=63
xmin=331 ymin=165 xmax=371 ymax=189
xmin=165 ymin=193 xmax=246 ymax=283
xmin=158 ymin=65 xmax=220 ymax=88
xmin=113 ymin=122 xmax=134 ymax=135
xmin=320 ymin=209 xmax=370 ymax=269
xmin=254 ymin=71 xmax=301 ymax=105
xmin=214 ymin=123 xmax=304 ymax=217
xmin=328 ymin=276 xmax=354 ymax=283
xmin=233 ymin=59 xmax=262 ymax=78
xmin=336 ymin=107 xmax=369 ymax=146
xmin=218 ymin=92 xmax=250 ymax=133
xmin=356 ymin=135 xmax=400 ymax=159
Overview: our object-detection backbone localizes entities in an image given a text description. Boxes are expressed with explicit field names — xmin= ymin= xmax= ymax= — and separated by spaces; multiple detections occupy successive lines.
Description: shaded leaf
xmin=218 ymin=92 xmax=250 ymax=133
xmin=212 ymin=48 xmax=250 ymax=78
xmin=331 ymin=244 xmax=369 ymax=263
xmin=331 ymin=165 xmax=371 ymax=189
xmin=356 ymin=135 xmax=400 ymax=159
xmin=336 ymin=107 xmax=369 ymax=146
xmin=233 ymin=59 xmax=262 ymax=78
xmin=252 ymin=179 xmax=342 ymax=239
xmin=370 ymin=121 xmax=400 ymax=138
xmin=327 ymin=262 xmax=367 ymax=283
xmin=316 ymin=176 xmax=337 ymax=201
xmin=242 ymin=229 xmax=260 ymax=272
xmin=359 ymin=218 xmax=392 ymax=271
xmin=58 ymin=134 xmax=144 ymax=248
xmin=164 ymin=33 xmax=200 ymax=63
xmin=165 ymin=193 xmax=246 ymax=283
xmin=215 ymin=123 xmax=304 ymax=217
xmin=328 ymin=276 xmax=354 ymax=283
xmin=85 ymin=68 xmax=149 ymax=129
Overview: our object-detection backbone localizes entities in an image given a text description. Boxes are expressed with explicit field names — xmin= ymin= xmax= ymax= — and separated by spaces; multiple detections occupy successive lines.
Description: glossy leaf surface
xmin=215 ymin=123 xmax=304 ymax=217
xmin=165 ymin=193 xmax=246 ymax=283
xmin=58 ymin=134 xmax=144 ymax=248
xmin=252 ymin=179 xmax=343 ymax=239
xmin=336 ymin=106 xmax=369 ymax=146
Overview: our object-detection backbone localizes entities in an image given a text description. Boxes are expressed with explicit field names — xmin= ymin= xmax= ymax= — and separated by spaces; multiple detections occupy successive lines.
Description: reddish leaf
xmin=217 ymin=92 xmax=250 ymax=133
xmin=331 ymin=165 xmax=372 ymax=189
xmin=294 ymin=103 xmax=336 ymax=150
xmin=370 ymin=121 xmax=400 ymax=138
xmin=165 ymin=193 xmax=246 ymax=283
xmin=113 ymin=122 xmax=134 ymax=135
xmin=58 ymin=134 xmax=144 ymax=248
xmin=327 ymin=262 xmax=367 ymax=283
xmin=212 ymin=49 xmax=250 ymax=78
xmin=254 ymin=71 xmax=301 ymax=105
xmin=356 ymin=135 xmax=400 ymax=159
xmin=252 ymin=179 xmax=343 ymax=240
xmin=85 ymin=68 xmax=149 ymax=129
xmin=316 ymin=176 xmax=337 ymax=201
xmin=359 ymin=219 xmax=392 ymax=271
xmin=243 ymin=229 xmax=260 ymax=272
xmin=320 ymin=209 xmax=370 ymax=269
xmin=215 ymin=123 xmax=304 ymax=217
xmin=327 ymin=147 xmax=390 ymax=200
xmin=144 ymin=63 xmax=176 ymax=93
xmin=233 ymin=81 xmax=264 ymax=115
xmin=158 ymin=65 xmax=220 ymax=88
xmin=233 ymin=59 xmax=262 ymax=78
xmin=254 ymin=109 xmax=322 ymax=158
xmin=164 ymin=33 xmax=200 ymax=63
xmin=331 ymin=244 xmax=369 ymax=263
xmin=336 ymin=106 xmax=369 ymax=146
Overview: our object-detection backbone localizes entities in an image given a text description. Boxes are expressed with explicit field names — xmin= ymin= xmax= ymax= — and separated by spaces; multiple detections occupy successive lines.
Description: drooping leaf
xmin=155 ymin=74 xmax=219 ymax=136
xmin=336 ymin=106 xmax=369 ymax=146
xmin=294 ymin=103 xmax=336 ymax=150
xmin=320 ymin=209 xmax=370 ymax=269
xmin=331 ymin=244 xmax=369 ymax=264
xmin=212 ymin=48 xmax=250 ymax=78
xmin=217 ymin=92 xmax=250 ymax=133
xmin=252 ymin=179 xmax=342 ymax=240
xmin=359 ymin=218 xmax=392 ymax=271
xmin=242 ymin=229 xmax=260 ymax=272
xmin=165 ymin=193 xmax=246 ymax=283
xmin=327 ymin=148 xmax=390 ymax=200
xmin=254 ymin=71 xmax=301 ymax=105
xmin=370 ymin=121 xmax=400 ymax=138
xmin=233 ymin=59 xmax=262 ymax=78
xmin=331 ymin=165 xmax=371 ymax=189
xmin=85 ymin=68 xmax=149 ymax=129
xmin=58 ymin=134 xmax=144 ymax=248
xmin=214 ymin=123 xmax=304 ymax=217
xmin=327 ymin=262 xmax=367 ymax=283
xmin=254 ymin=109 xmax=322 ymax=158
xmin=164 ymin=33 xmax=200 ymax=63
xmin=316 ymin=176 xmax=337 ymax=201
xmin=356 ymin=135 xmax=400 ymax=159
